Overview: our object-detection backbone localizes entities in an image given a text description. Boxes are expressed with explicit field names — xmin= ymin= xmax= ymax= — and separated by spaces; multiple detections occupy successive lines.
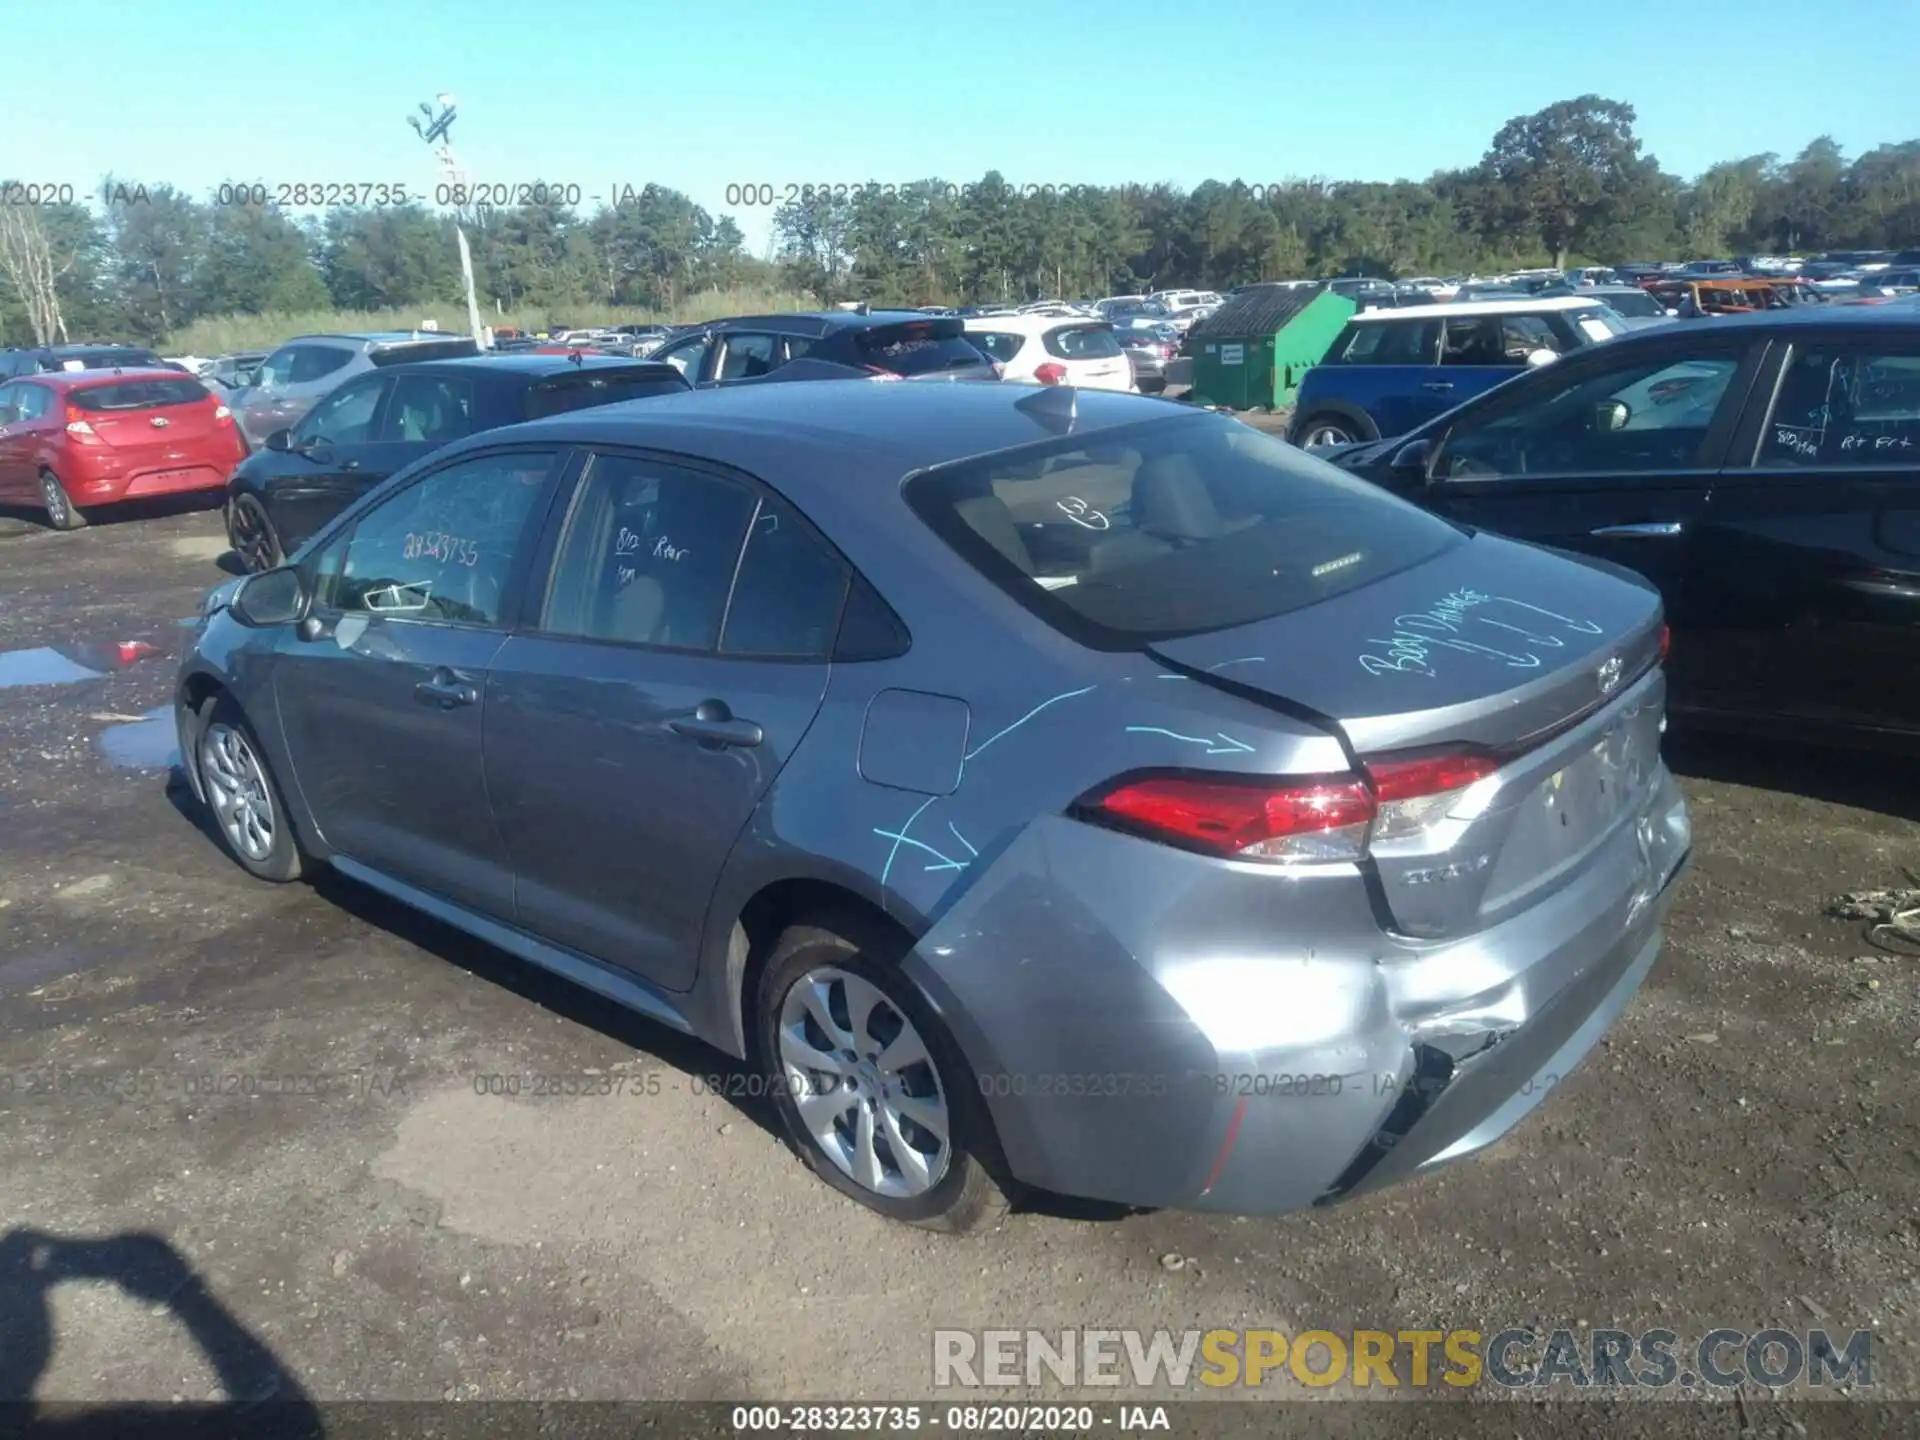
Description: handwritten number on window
xmin=402 ymin=531 xmax=479 ymax=566
xmin=1055 ymin=495 xmax=1110 ymax=531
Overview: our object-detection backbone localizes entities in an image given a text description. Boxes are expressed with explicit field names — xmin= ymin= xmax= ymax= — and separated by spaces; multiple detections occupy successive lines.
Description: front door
xmin=1422 ymin=343 xmax=1757 ymax=708
xmin=273 ymin=447 xmax=562 ymax=915
xmin=484 ymin=450 xmax=846 ymax=990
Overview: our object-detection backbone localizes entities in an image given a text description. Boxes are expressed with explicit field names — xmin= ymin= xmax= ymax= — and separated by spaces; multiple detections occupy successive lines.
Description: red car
xmin=0 ymin=368 xmax=249 ymax=530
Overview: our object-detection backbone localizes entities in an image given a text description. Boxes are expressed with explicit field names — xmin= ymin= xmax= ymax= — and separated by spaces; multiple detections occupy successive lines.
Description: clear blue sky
xmin=20 ymin=0 xmax=1914 ymax=254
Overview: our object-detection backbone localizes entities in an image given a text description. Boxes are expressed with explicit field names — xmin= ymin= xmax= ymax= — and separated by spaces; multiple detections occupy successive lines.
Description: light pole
xmin=407 ymin=95 xmax=488 ymax=347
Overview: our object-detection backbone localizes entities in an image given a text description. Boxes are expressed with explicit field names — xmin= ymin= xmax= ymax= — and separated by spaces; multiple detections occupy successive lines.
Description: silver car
xmin=174 ymin=381 xmax=1690 ymax=1232
xmin=229 ymin=332 xmax=481 ymax=447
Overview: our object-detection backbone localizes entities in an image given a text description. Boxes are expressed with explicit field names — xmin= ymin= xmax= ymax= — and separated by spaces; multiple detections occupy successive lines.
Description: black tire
xmin=39 ymin=469 xmax=87 ymax=531
xmin=193 ymin=695 xmax=305 ymax=883
xmin=228 ymin=492 xmax=283 ymax=573
xmin=756 ymin=915 xmax=1010 ymax=1234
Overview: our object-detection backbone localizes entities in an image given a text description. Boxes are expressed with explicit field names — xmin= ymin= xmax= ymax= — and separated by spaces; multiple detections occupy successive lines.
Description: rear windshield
xmin=904 ymin=411 xmax=1464 ymax=647
xmin=855 ymin=321 xmax=993 ymax=376
xmin=1044 ymin=325 xmax=1123 ymax=360
xmin=969 ymin=332 xmax=1023 ymax=364
xmin=68 ymin=377 xmax=211 ymax=411
xmin=524 ymin=368 xmax=689 ymax=419
xmin=370 ymin=338 xmax=482 ymax=366
xmin=1599 ymin=289 xmax=1661 ymax=318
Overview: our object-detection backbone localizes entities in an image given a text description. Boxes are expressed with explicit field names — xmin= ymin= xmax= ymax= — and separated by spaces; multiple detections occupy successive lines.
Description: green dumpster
xmin=1187 ymin=284 xmax=1356 ymax=410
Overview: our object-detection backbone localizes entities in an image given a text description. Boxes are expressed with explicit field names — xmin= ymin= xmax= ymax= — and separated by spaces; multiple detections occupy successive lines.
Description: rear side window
xmin=1761 ymin=345 xmax=1920 ymax=467
xmin=720 ymin=498 xmax=850 ymax=659
xmin=68 ymin=378 xmax=211 ymax=411
xmin=381 ymin=374 xmax=477 ymax=443
xmin=289 ymin=347 xmax=352 ymax=383
xmin=371 ymin=339 xmax=482 ymax=366
xmin=904 ymin=412 xmax=1463 ymax=647
xmin=524 ymin=369 xmax=688 ymax=420
xmin=1044 ymin=325 xmax=1123 ymax=360
xmin=970 ymin=332 xmax=1023 ymax=364
xmin=1332 ymin=320 xmax=1438 ymax=365
xmin=854 ymin=322 xmax=991 ymax=377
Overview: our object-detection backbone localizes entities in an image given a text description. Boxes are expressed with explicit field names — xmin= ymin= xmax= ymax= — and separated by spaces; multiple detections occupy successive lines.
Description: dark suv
xmin=650 ymin=311 xmax=998 ymax=386
xmin=224 ymin=354 xmax=688 ymax=572
xmin=1 ymin=345 xmax=182 ymax=379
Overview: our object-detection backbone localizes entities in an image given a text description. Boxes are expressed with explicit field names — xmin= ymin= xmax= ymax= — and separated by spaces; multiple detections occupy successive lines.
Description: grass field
xmin=167 ymin=285 xmax=819 ymax=354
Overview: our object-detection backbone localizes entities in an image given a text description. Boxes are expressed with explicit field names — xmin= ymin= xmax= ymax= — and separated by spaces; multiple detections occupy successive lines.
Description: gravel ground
xmin=0 ymin=498 xmax=1915 ymax=1433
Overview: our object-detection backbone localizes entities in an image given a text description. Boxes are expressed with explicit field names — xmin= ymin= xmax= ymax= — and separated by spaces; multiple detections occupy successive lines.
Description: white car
xmin=1148 ymin=288 xmax=1222 ymax=312
xmin=963 ymin=314 xmax=1136 ymax=391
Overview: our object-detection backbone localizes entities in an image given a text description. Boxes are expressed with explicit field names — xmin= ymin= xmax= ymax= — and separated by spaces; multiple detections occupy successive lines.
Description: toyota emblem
xmin=1596 ymin=655 xmax=1624 ymax=696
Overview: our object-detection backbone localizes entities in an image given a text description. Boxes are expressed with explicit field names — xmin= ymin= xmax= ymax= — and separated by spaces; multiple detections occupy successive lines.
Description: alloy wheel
xmin=229 ymin=496 xmax=281 ymax=573
xmin=200 ymin=722 xmax=276 ymax=862
xmin=776 ymin=966 xmax=951 ymax=1198
xmin=1302 ymin=422 xmax=1356 ymax=447
xmin=40 ymin=472 xmax=71 ymax=527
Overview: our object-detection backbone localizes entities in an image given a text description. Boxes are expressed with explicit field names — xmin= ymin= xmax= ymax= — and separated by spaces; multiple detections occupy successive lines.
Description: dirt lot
xmin=0 ymin=498 xmax=1916 ymax=1428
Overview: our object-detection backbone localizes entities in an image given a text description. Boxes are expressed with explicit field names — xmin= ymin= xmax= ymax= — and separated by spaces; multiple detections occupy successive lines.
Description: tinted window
xmin=539 ymin=454 xmax=757 ymax=651
xmin=14 ymin=383 xmax=51 ymax=420
xmin=781 ymin=336 xmax=814 ymax=363
xmin=67 ymin=378 xmax=210 ymax=411
xmin=294 ymin=376 xmax=387 ymax=445
xmin=855 ymin=323 xmax=993 ymax=376
xmin=316 ymin=451 xmax=553 ymax=626
xmin=1334 ymin=320 xmax=1438 ymax=364
xmin=1044 ymin=325 xmax=1123 ymax=361
xmin=254 ymin=346 xmax=297 ymax=389
xmin=720 ymin=497 xmax=849 ymax=659
xmin=717 ymin=333 xmax=779 ymax=381
xmin=1441 ymin=318 xmax=1510 ymax=365
xmin=970 ymin=331 xmax=1023 ymax=364
xmin=1440 ymin=354 xmax=1742 ymax=479
xmin=289 ymin=346 xmax=353 ymax=383
xmin=523 ymin=368 xmax=688 ymax=420
xmin=1503 ymin=315 xmax=1567 ymax=355
xmin=1600 ymin=290 xmax=1662 ymax=318
xmin=1760 ymin=345 xmax=1920 ymax=468
xmin=905 ymin=412 xmax=1462 ymax=646
xmin=659 ymin=336 xmax=709 ymax=381
xmin=380 ymin=373 xmax=476 ymax=443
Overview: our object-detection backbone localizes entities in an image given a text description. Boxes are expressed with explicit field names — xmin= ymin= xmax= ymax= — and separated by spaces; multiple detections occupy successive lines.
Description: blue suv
xmin=1287 ymin=297 xmax=1628 ymax=448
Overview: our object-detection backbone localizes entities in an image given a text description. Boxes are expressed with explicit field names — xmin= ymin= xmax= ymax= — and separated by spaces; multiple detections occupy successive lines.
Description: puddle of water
xmin=0 ymin=947 xmax=111 ymax=993
xmin=0 ymin=641 xmax=160 ymax=689
xmin=99 ymin=705 xmax=179 ymax=770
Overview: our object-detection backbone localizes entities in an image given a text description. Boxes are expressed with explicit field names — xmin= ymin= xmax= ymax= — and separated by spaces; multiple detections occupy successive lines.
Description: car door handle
xmin=1590 ymin=521 xmax=1684 ymax=537
xmin=1421 ymin=382 xmax=1454 ymax=392
xmin=670 ymin=700 xmax=763 ymax=748
xmin=414 ymin=669 xmax=479 ymax=709
xmin=340 ymin=458 xmax=360 ymax=471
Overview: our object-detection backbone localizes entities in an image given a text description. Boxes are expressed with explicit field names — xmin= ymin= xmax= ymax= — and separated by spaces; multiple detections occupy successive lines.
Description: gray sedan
xmin=173 ymin=381 xmax=1691 ymax=1231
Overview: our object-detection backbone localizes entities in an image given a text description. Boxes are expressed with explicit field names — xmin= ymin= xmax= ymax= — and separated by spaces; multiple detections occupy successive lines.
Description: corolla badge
xmin=1596 ymin=654 xmax=1624 ymax=696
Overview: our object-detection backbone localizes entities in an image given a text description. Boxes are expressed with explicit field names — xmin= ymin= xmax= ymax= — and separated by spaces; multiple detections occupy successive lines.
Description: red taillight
xmin=1033 ymin=362 xmax=1068 ymax=385
xmin=1084 ymin=749 xmax=1501 ymax=864
xmin=64 ymin=404 xmax=99 ymax=440
xmin=212 ymin=404 xmax=233 ymax=424
xmin=1658 ymin=624 xmax=1671 ymax=662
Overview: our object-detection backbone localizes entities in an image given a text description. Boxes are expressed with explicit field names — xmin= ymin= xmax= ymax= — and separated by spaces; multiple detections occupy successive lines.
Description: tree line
xmin=3 ymin=96 xmax=1916 ymax=348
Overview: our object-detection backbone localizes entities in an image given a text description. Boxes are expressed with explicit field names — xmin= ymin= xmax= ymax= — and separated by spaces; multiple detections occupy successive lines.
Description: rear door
xmin=1691 ymin=333 xmax=1920 ymax=732
xmin=483 ymin=449 xmax=844 ymax=990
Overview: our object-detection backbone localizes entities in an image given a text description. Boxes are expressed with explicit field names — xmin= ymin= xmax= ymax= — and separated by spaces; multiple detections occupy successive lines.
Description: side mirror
xmin=1389 ymin=438 xmax=1432 ymax=476
xmin=264 ymin=428 xmax=292 ymax=452
xmin=230 ymin=566 xmax=307 ymax=628
xmin=1525 ymin=348 xmax=1559 ymax=369
xmin=1595 ymin=400 xmax=1631 ymax=432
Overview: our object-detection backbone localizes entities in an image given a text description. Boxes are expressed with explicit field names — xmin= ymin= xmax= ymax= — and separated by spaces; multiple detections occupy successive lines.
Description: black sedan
xmin=224 ymin=354 xmax=688 ymax=572
xmin=648 ymin=311 xmax=999 ymax=386
xmin=1309 ymin=304 xmax=1920 ymax=750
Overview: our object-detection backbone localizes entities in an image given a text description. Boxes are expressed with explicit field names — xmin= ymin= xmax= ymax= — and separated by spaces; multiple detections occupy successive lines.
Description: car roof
xmin=1350 ymin=295 xmax=1605 ymax=321
xmin=1654 ymin=304 xmax=1920 ymax=334
xmin=284 ymin=330 xmax=461 ymax=346
xmin=684 ymin=310 xmax=935 ymax=337
xmin=476 ymin=376 xmax=1183 ymax=485
xmin=30 ymin=367 xmax=203 ymax=389
xmin=963 ymin=314 xmax=1108 ymax=335
xmin=396 ymin=354 xmax=678 ymax=379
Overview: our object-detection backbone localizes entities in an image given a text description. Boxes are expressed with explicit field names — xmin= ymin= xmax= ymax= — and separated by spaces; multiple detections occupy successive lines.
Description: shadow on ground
xmin=1666 ymin=727 xmax=1920 ymax=825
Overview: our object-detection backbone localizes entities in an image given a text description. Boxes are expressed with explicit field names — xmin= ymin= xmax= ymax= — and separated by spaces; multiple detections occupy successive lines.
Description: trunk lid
xmin=1148 ymin=532 xmax=1668 ymax=938
xmin=69 ymin=376 xmax=223 ymax=450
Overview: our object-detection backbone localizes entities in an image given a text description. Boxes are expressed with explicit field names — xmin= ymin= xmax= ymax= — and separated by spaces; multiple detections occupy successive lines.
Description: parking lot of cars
xmin=2 ymin=241 xmax=1919 ymax=1408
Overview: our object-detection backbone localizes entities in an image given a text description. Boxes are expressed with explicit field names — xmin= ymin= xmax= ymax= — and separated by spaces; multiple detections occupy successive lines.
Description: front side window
xmin=905 ymin=412 xmax=1462 ymax=646
xmin=254 ymin=346 xmax=297 ymax=390
xmin=659 ymin=335 xmax=710 ymax=380
xmin=314 ymin=451 xmax=554 ymax=626
xmin=1439 ymin=353 xmax=1743 ymax=479
xmin=379 ymin=374 xmax=476 ymax=444
xmin=1441 ymin=318 xmax=1508 ymax=366
xmin=1760 ymin=345 xmax=1920 ymax=468
xmin=293 ymin=376 xmax=388 ymax=446
xmin=539 ymin=453 xmax=758 ymax=651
